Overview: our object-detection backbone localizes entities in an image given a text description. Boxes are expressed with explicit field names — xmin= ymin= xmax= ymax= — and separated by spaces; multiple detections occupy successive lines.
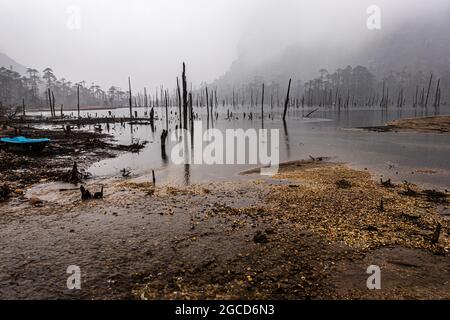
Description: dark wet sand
xmin=0 ymin=125 xmax=145 ymax=194
xmin=0 ymin=161 xmax=448 ymax=300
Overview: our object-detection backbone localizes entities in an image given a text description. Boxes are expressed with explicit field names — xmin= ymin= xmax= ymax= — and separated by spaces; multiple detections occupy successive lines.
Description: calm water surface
xmin=32 ymin=105 xmax=450 ymax=188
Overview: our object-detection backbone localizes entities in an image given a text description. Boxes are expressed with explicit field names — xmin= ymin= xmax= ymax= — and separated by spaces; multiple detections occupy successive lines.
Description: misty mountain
xmin=0 ymin=52 xmax=27 ymax=75
xmin=359 ymin=17 xmax=450 ymax=78
xmin=212 ymin=8 xmax=450 ymax=90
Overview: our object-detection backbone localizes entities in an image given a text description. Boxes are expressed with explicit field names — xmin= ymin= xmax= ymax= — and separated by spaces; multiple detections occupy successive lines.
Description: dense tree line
xmin=1 ymin=63 xmax=447 ymax=113
xmin=212 ymin=65 xmax=448 ymax=108
xmin=0 ymin=66 xmax=129 ymax=110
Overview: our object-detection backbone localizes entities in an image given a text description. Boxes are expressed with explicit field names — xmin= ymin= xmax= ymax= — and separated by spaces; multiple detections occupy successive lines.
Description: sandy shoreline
xmin=364 ymin=115 xmax=450 ymax=133
xmin=0 ymin=160 xmax=448 ymax=299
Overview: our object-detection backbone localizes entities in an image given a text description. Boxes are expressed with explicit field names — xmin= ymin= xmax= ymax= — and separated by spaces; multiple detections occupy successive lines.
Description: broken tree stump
xmin=68 ymin=162 xmax=83 ymax=184
xmin=79 ymin=185 xmax=92 ymax=200
xmin=380 ymin=178 xmax=394 ymax=188
xmin=93 ymin=185 xmax=104 ymax=199
xmin=431 ymin=223 xmax=442 ymax=244
xmin=379 ymin=199 xmax=384 ymax=212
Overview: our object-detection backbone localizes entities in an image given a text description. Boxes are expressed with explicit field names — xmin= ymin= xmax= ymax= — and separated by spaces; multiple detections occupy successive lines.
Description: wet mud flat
xmin=0 ymin=160 xmax=448 ymax=299
xmin=363 ymin=115 xmax=450 ymax=133
xmin=0 ymin=124 xmax=145 ymax=199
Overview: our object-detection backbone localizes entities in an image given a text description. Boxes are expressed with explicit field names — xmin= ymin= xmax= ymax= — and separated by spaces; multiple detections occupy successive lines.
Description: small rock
xmin=365 ymin=226 xmax=378 ymax=232
xmin=29 ymin=196 xmax=43 ymax=206
xmin=253 ymin=231 xmax=269 ymax=244
xmin=0 ymin=184 xmax=11 ymax=201
xmin=336 ymin=179 xmax=352 ymax=189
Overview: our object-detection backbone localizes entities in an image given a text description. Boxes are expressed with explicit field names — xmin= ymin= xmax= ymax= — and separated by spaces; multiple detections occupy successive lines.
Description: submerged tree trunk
xmin=182 ymin=63 xmax=188 ymax=129
xmin=77 ymin=85 xmax=80 ymax=119
xmin=261 ymin=83 xmax=265 ymax=126
xmin=425 ymin=73 xmax=433 ymax=108
xmin=282 ymin=79 xmax=292 ymax=121
xmin=177 ymin=77 xmax=182 ymax=128
xmin=128 ymin=77 xmax=133 ymax=118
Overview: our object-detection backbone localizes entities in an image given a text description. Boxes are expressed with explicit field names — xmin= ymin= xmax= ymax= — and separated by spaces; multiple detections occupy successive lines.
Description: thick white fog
xmin=1 ymin=0 xmax=449 ymax=90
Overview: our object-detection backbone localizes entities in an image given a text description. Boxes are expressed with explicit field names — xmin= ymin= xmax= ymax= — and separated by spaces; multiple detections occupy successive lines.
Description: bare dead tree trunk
xmin=206 ymin=86 xmax=210 ymax=124
xmin=144 ymin=87 xmax=148 ymax=108
xmin=414 ymin=85 xmax=418 ymax=108
xmin=165 ymin=90 xmax=168 ymax=130
xmin=51 ymin=91 xmax=56 ymax=117
xmin=425 ymin=73 xmax=433 ymax=109
xmin=189 ymin=92 xmax=193 ymax=130
xmin=434 ymin=79 xmax=441 ymax=108
xmin=77 ymin=85 xmax=80 ymax=119
xmin=177 ymin=77 xmax=182 ymax=128
xmin=282 ymin=79 xmax=292 ymax=121
xmin=380 ymin=81 xmax=385 ymax=107
xmin=261 ymin=83 xmax=265 ymax=124
xmin=47 ymin=88 xmax=52 ymax=117
xmin=128 ymin=77 xmax=133 ymax=118
xmin=182 ymin=63 xmax=188 ymax=129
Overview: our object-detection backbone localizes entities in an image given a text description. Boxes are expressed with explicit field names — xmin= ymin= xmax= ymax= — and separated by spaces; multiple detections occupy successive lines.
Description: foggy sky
xmin=1 ymin=0 xmax=449 ymax=91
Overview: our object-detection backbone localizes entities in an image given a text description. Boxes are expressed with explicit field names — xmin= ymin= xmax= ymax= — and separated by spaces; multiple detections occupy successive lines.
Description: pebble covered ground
xmin=0 ymin=160 xmax=448 ymax=299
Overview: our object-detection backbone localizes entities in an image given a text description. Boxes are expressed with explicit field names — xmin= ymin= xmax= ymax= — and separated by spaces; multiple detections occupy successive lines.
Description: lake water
xmin=32 ymin=105 xmax=450 ymax=189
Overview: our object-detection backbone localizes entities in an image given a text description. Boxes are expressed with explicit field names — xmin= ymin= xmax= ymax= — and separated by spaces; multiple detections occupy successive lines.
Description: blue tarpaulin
xmin=0 ymin=136 xmax=50 ymax=144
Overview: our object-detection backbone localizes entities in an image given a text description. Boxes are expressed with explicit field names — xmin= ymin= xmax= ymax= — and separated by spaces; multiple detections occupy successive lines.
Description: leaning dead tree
xmin=434 ymin=78 xmax=441 ymax=108
xmin=424 ymin=73 xmax=433 ymax=109
xmin=282 ymin=79 xmax=292 ymax=121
